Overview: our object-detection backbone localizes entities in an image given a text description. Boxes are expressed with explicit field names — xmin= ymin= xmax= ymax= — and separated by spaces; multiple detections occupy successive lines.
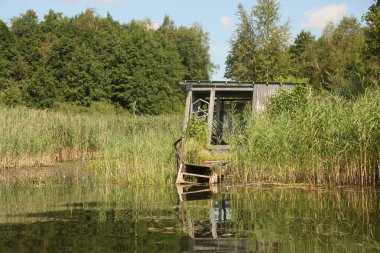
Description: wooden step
xmin=181 ymin=172 xmax=211 ymax=179
xmin=176 ymin=164 xmax=217 ymax=184
xmin=210 ymin=145 xmax=230 ymax=154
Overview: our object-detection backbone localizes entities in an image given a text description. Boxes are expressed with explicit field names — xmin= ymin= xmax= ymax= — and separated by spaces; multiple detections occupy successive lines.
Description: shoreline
xmin=0 ymin=161 xmax=85 ymax=183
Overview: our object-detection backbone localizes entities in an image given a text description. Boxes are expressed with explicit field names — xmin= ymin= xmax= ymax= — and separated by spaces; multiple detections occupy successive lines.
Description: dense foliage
xmin=0 ymin=107 xmax=180 ymax=184
xmin=225 ymin=0 xmax=291 ymax=81
xmin=0 ymin=10 xmax=215 ymax=114
xmin=229 ymin=89 xmax=380 ymax=186
xmin=226 ymin=0 xmax=380 ymax=97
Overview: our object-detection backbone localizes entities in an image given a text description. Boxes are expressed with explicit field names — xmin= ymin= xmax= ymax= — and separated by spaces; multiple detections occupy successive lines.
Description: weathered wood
xmin=210 ymin=145 xmax=230 ymax=154
xmin=177 ymin=81 xmax=302 ymax=186
xmin=207 ymin=88 xmax=215 ymax=144
xmin=176 ymin=164 xmax=184 ymax=184
xmin=216 ymin=95 xmax=221 ymax=140
xmin=191 ymin=87 xmax=254 ymax=92
xmin=181 ymin=172 xmax=211 ymax=179
xmin=185 ymin=163 xmax=212 ymax=168
xmin=176 ymin=162 xmax=223 ymax=185
xmin=182 ymin=90 xmax=192 ymax=132
xmin=251 ymin=89 xmax=256 ymax=112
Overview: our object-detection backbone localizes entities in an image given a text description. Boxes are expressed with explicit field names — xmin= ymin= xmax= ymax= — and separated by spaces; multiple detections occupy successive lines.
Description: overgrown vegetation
xmin=228 ymin=88 xmax=380 ymax=186
xmin=221 ymin=0 xmax=380 ymax=186
xmin=0 ymin=1 xmax=380 ymax=187
xmin=0 ymin=107 xmax=180 ymax=184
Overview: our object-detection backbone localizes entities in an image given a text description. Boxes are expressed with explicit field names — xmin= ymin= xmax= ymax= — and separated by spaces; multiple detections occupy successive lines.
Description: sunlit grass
xmin=0 ymin=107 xmax=181 ymax=184
xmin=228 ymin=89 xmax=380 ymax=186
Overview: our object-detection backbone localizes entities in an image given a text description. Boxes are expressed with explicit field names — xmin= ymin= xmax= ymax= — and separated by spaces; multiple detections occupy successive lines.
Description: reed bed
xmin=0 ymin=182 xmax=178 ymax=224
xmin=229 ymin=89 xmax=380 ymax=186
xmin=1 ymin=88 xmax=379 ymax=186
xmin=226 ymin=187 xmax=380 ymax=253
xmin=0 ymin=107 xmax=181 ymax=184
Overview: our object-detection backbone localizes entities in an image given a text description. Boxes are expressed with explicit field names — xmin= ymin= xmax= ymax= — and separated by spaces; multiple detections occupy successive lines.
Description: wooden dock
xmin=176 ymin=161 xmax=227 ymax=185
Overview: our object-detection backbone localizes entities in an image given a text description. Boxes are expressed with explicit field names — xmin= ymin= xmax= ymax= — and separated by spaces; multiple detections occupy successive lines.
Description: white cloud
xmin=220 ymin=16 xmax=233 ymax=30
xmin=302 ymin=4 xmax=347 ymax=31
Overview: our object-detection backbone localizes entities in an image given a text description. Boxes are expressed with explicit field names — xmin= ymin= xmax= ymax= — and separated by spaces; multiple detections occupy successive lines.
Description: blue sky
xmin=0 ymin=0 xmax=374 ymax=80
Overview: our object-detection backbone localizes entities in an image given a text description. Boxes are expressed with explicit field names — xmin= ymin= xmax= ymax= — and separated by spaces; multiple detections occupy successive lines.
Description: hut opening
xmin=180 ymin=80 xmax=299 ymax=146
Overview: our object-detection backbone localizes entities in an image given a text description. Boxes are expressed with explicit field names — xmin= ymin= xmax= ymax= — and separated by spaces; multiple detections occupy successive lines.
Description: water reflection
xmin=177 ymin=185 xmax=279 ymax=253
xmin=0 ymin=180 xmax=378 ymax=253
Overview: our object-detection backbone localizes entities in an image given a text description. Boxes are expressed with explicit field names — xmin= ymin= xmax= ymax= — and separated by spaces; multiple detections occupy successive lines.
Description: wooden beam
xmin=191 ymin=87 xmax=254 ymax=92
xmin=251 ymin=87 xmax=256 ymax=112
xmin=181 ymin=172 xmax=211 ymax=179
xmin=216 ymin=95 xmax=221 ymax=140
xmin=207 ymin=88 xmax=215 ymax=144
xmin=182 ymin=90 xmax=192 ymax=132
xmin=176 ymin=164 xmax=185 ymax=184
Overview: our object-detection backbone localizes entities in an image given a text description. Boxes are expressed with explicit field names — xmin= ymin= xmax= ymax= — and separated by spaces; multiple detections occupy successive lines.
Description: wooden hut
xmin=176 ymin=80 xmax=300 ymax=184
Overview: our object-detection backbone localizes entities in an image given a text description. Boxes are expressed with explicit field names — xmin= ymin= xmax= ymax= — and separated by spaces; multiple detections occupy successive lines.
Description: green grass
xmin=0 ymin=107 xmax=181 ymax=184
xmin=228 ymin=89 xmax=380 ymax=186
xmin=1 ymin=89 xmax=379 ymax=186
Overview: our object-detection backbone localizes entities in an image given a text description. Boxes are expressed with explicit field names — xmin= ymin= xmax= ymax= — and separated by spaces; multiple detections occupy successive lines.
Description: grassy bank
xmin=229 ymin=89 xmax=380 ymax=186
xmin=1 ymin=89 xmax=380 ymax=186
xmin=0 ymin=107 xmax=181 ymax=184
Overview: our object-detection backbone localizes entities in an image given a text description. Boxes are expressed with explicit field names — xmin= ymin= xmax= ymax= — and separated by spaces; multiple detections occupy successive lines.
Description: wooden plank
xmin=216 ymin=95 xmax=221 ymax=140
xmin=191 ymin=87 xmax=254 ymax=92
xmin=182 ymin=172 xmax=212 ymax=179
xmin=202 ymin=161 xmax=227 ymax=166
xmin=207 ymin=88 xmax=215 ymax=144
xmin=251 ymin=88 xmax=256 ymax=112
xmin=184 ymin=163 xmax=211 ymax=168
xmin=182 ymin=90 xmax=193 ymax=132
xmin=176 ymin=164 xmax=184 ymax=184
xmin=181 ymin=188 xmax=212 ymax=195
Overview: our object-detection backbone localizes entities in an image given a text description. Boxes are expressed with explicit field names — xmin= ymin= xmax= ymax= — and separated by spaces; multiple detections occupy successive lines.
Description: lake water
xmin=0 ymin=179 xmax=379 ymax=253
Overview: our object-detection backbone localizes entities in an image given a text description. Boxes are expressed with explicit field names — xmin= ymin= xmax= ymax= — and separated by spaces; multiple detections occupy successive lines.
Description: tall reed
xmin=229 ymin=89 xmax=380 ymax=186
xmin=0 ymin=107 xmax=181 ymax=184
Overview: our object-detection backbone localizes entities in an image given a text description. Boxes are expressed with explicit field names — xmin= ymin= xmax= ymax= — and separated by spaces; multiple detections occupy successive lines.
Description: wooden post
xmin=207 ymin=88 xmax=215 ymax=144
xmin=183 ymin=90 xmax=192 ymax=132
xmin=251 ymin=85 xmax=256 ymax=112
xmin=209 ymin=200 xmax=218 ymax=239
xmin=216 ymin=95 xmax=221 ymax=142
xmin=175 ymin=164 xmax=184 ymax=184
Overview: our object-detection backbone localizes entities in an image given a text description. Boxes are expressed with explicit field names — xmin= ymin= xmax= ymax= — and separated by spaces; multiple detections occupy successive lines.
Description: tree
xmin=300 ymin=17 xmax=366 ymax=96
xmin=225 ymin=0 xmax=291 ymax=81
xmin=289 ymin=31 xmax=316 ymax=80
xmin=27 ymin=67 xmax=57 ymax=108
xmin=225 ymin=4 xmax=256 ymax=80
xmin=0 ymin=21 xmax=16 ymax=79
xmin=158 ymin=16 xmax=215 ymax=80
xmin=363 ymin=0 xmax=380 ymax=87
xmin=109 ymin=21 xmax=184 ymax=114
xmin=10 ymin=10 xmax=41 ymax=68
xmin=0 ymin=10 xmax=215 ymax=113
xmin=175 ymin=24 xmax=214 ymax=80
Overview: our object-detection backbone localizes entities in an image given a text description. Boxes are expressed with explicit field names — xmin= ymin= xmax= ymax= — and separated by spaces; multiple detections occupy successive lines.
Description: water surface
xmin=0 ymin=180 xmax=379 ymax=253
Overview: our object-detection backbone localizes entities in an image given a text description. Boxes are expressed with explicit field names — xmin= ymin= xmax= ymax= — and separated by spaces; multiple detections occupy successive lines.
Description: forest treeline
xmin=226 ymin=0 xmax=380 ymax=98
xmin=0 ymin=1 xmax=379 ymax=114
xmin=0 ymin=9 xmax=215 ymax=114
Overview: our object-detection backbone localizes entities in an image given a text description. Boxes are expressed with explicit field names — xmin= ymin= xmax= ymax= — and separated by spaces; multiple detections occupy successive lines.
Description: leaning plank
xmin=176 ymin=164 xmax=184 ymax=184
xmin=184 ymin=163 xmax=211 ymax=168
xmin=181 ymin=172 xmax=212 ymax=179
